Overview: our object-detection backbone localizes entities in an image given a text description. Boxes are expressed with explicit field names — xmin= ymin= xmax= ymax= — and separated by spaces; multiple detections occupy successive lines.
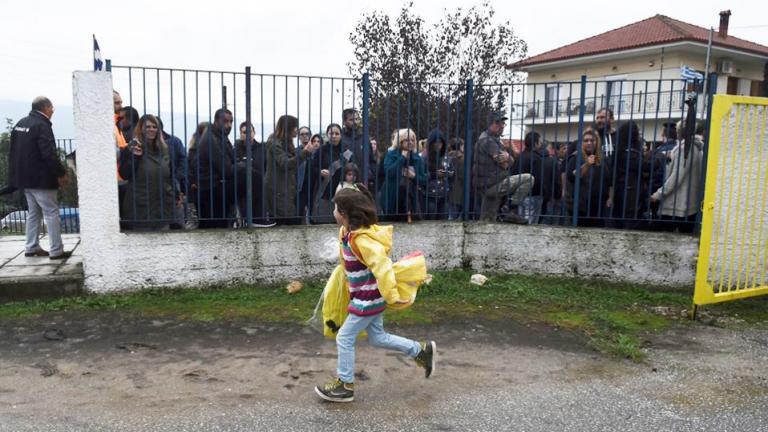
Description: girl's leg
xmin=336 ymin=313 xmax=373 ymax=383
xmin=366 ymin=313 xmax=421 ymax=357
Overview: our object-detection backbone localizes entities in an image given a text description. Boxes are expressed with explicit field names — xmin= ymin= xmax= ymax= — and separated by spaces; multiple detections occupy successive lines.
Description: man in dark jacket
xmin=595 ymin=108 xmax=618 ymax=162
xmin=472 ymin=112 xmax=532 ymax=223
xmin=340 ymin=108 xmax=378 ymax=188
xmin=196 ymin=108 xmax=235 ymax=228
xmin=512 ymin=131 xmax=558 ymax=224
xmin=8 ymin=96 xmax=71 ymax=259
xmin=233 ymin=121 xmax=273 ymax=227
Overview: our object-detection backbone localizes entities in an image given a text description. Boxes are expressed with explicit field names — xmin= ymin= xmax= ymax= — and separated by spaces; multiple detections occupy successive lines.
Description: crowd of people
xmin=112 ymin=90 xmax=705 ymax=234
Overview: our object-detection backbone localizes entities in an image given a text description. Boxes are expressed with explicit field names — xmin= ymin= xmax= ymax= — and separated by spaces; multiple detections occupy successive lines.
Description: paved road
xmin=0 ymin=312 xmax=766 ymax=431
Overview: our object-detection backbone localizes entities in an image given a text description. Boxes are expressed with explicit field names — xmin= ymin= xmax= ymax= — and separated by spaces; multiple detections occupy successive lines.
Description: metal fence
xmin=108 ymin=62 xmax=711 ymax=232
xmin=0 ymin=139 xmax=79 ymax=234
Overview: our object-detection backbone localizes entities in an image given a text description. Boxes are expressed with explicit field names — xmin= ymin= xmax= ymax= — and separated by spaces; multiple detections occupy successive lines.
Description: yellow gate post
xmin=692 ymin=95 xmax=768 ymax=319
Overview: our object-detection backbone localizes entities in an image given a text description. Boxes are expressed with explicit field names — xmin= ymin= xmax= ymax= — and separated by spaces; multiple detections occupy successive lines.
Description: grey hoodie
xmin=651 ymin=137 xmax=704 ymax=218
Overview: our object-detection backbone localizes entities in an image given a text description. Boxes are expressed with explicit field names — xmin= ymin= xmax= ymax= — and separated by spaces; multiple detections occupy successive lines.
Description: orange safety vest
xmin=115 ymin=114 xmax=128 ymax=181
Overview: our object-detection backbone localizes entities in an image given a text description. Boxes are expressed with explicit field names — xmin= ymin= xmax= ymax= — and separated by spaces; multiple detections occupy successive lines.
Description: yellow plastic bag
xmin=320 ymin=265 xmax=349 ymax=339
xmin=388 ymin=251 xmax=428 ymax=311
xmin=313 ymin=251 xmax=428 ymax=339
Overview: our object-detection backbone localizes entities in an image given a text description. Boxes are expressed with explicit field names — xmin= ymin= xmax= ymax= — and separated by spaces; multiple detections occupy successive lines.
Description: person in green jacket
xmin=265 ymin=115 xmax=319 ymax=224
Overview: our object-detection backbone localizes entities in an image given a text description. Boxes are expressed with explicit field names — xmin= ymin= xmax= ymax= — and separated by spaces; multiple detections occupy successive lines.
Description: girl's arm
xmin=352 ymin=235 xmax=399 ymax=304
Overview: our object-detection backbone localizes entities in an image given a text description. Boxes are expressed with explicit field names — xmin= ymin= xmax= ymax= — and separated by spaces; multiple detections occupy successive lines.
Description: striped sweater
xmin=342 ymin=232 xmax=386 ymax=316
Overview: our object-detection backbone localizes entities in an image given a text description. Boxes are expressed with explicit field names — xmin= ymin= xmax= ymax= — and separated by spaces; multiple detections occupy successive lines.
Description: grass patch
xmin=1 ymin=270 xmax=766 ymax=360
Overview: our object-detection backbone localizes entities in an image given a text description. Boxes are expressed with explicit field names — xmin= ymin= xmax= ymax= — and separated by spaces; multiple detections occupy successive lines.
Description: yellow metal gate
xmin=693 ymin=95 xmax=768 ymax=316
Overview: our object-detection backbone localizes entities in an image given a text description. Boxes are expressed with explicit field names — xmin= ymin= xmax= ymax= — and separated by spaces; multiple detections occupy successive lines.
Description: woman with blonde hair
xmin=565 ymin=127 xmax=613 ymax=227
xmin=119 ymin=114 xmax=177 ymax=230
xmin=378 ymin=128 xmax=427 ymax=221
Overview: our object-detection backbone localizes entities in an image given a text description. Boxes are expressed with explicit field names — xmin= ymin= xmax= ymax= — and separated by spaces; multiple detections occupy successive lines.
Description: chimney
xmin=718 ymin=10 xmax=731 ymax=38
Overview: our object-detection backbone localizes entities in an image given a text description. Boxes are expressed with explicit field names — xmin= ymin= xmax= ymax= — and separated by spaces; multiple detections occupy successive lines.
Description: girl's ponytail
xmin=354 ymin=183 xmax=375 ymax=204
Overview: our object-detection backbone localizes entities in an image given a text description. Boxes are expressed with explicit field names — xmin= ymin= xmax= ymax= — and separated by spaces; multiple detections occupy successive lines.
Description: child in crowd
xmin=315 ymin=184 xmax=436 ymax=403
xmin=335 ymin=163 xmax=360 ymax=194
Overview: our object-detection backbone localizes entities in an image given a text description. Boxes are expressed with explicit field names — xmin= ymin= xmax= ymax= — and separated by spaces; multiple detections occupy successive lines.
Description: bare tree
xmin=348 ymin=2 xmax=527 ymax=143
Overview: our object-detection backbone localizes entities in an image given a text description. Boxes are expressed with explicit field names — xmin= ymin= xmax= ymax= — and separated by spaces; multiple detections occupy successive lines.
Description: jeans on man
xmin=336 ymin=312 xmax=420 ymax=383
xmin=478 ymin=173 xmax=534 ymax=222
xmin=24 ymin=189 xmax=63 ymax=256
xmin=447 ymin=203 xmax=463 ymax=220
xmin=517 ymin=195 xmax=543 ymax=224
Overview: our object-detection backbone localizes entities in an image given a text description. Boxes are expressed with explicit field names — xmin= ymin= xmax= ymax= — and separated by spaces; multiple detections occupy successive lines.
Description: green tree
xmin=0 ymin=118 xmax=20 ymax=217
xmin=348 ymin=2 xmax=527 ymax=144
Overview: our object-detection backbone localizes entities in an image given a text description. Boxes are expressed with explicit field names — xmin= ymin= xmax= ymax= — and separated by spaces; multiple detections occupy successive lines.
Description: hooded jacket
xmin=320 ymin=224 xmax=428 ymax=339
xmin=424 ymin=128 xmax=448 ymax=177
xmin=651 ymin=137 xmax=704 ymax=218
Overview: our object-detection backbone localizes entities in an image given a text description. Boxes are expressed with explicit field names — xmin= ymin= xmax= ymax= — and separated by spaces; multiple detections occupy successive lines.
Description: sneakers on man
xmin=501 ymin=213 xmax=528 ymax=224
xmin=25 ymin=249 xmax=49 ymax=257
xmin=49 ymin=251 xmax=72 ymax=261
xmin=247 ymin=221 xmax=277 ymax=228
xmin=414 ymin=341 xmax=437 ymax=378
xmin=314 ymin=378 xmax=354 ymax=402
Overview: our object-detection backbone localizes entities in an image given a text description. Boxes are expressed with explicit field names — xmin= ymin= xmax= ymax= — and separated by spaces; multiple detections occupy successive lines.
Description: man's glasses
xmin=299 ymin=132 xmax=311 ymax=136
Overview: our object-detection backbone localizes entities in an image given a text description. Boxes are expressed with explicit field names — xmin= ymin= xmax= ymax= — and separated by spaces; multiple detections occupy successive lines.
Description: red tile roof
xmin=511 ymin=14 xmax=768 ymax=68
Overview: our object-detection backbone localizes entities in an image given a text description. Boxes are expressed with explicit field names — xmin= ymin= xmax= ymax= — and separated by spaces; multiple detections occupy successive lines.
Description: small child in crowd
xmin=335 ymin=162 xmax=360 ymax=194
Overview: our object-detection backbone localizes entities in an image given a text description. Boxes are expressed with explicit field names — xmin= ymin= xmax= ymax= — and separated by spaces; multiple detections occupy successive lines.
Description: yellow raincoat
xmin=321 ymin=224 xmax=428 ymax=339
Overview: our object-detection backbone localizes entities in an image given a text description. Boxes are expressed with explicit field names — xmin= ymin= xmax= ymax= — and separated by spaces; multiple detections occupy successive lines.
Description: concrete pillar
xmin=72 ymin=71 xmax=120 ymax=292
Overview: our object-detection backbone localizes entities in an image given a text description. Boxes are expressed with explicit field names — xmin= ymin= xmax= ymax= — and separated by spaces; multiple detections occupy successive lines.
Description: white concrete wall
xmin=464 ymin=223 xmax=698 ymax=286
xmin=75 ymin=221 xmax=698 ymax=293
xmin=73 ymin=73 xmax=699 ymax=293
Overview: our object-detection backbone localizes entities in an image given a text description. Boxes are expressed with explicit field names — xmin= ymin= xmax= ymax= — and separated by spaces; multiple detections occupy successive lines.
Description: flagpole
xmin=701 ymin=27 xmax=714 ymax=118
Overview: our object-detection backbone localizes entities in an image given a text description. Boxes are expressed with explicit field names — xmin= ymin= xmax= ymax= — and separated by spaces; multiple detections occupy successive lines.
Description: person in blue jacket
xmin=378 ymin=128 xmax=427 ymax=221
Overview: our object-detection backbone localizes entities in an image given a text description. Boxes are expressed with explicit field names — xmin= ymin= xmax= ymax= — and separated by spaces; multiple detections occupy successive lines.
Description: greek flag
xmin=680 ymin=64 xmax=703 ymax=82
xmin=93 ymin=35 xmax=103 ymax=71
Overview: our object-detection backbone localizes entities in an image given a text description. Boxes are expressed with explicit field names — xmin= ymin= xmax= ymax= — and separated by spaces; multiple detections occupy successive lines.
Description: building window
xmin=545 ymin=85 xmax=560 ymax=117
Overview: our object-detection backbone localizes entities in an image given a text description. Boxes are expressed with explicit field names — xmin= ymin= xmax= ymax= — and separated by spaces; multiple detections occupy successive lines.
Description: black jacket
xmin=8 ymin=110 xmax=66 ymax=190
xmin=512 ymin=150 xmax=559 ymax=199
xmin=341 ymin=127 xmax=376 ymax=181
xmin=195 ymin=126 xmax=235 ymax=192
xmin=310 ymin=142 xmax=346 ymax=201
xmin=234 ymin=138 xmax=266 ymax=175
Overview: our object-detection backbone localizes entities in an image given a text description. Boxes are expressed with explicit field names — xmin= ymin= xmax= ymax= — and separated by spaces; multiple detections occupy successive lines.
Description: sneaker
xmin=247 ymin=221 xmax=277 ymax=228
xmin=25 ymin=249 xmax=49 ymax=257
xmin=501 ymin=213 xmax=528 ymax=224
xmin=49 ymin=251 xmax=72 ymax=261
xmin=314 ymin=378 xmax=354 ymax=402
xmin=414 ymin=341 xmax=437 ymax=378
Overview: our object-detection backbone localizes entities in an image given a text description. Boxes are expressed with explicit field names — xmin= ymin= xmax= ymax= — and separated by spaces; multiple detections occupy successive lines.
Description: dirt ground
xmin=1 ymin=311 xmax=767 ymax=431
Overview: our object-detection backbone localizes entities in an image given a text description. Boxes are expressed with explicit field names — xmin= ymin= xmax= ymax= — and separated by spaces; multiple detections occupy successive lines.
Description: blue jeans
xmin=336 ymin=312 xmax=421 ymax=383
xmin=448 ymin=203 xmax=463 ymax=220
xmin=515 ymin=195 xmax=543 ymax=224
xmin=25 ymin=189 xmax=63 ymax=256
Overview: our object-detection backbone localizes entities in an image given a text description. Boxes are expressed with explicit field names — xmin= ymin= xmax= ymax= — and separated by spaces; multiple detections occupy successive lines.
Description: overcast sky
xmin=1 ymin=0 xmax=766 ymax=133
